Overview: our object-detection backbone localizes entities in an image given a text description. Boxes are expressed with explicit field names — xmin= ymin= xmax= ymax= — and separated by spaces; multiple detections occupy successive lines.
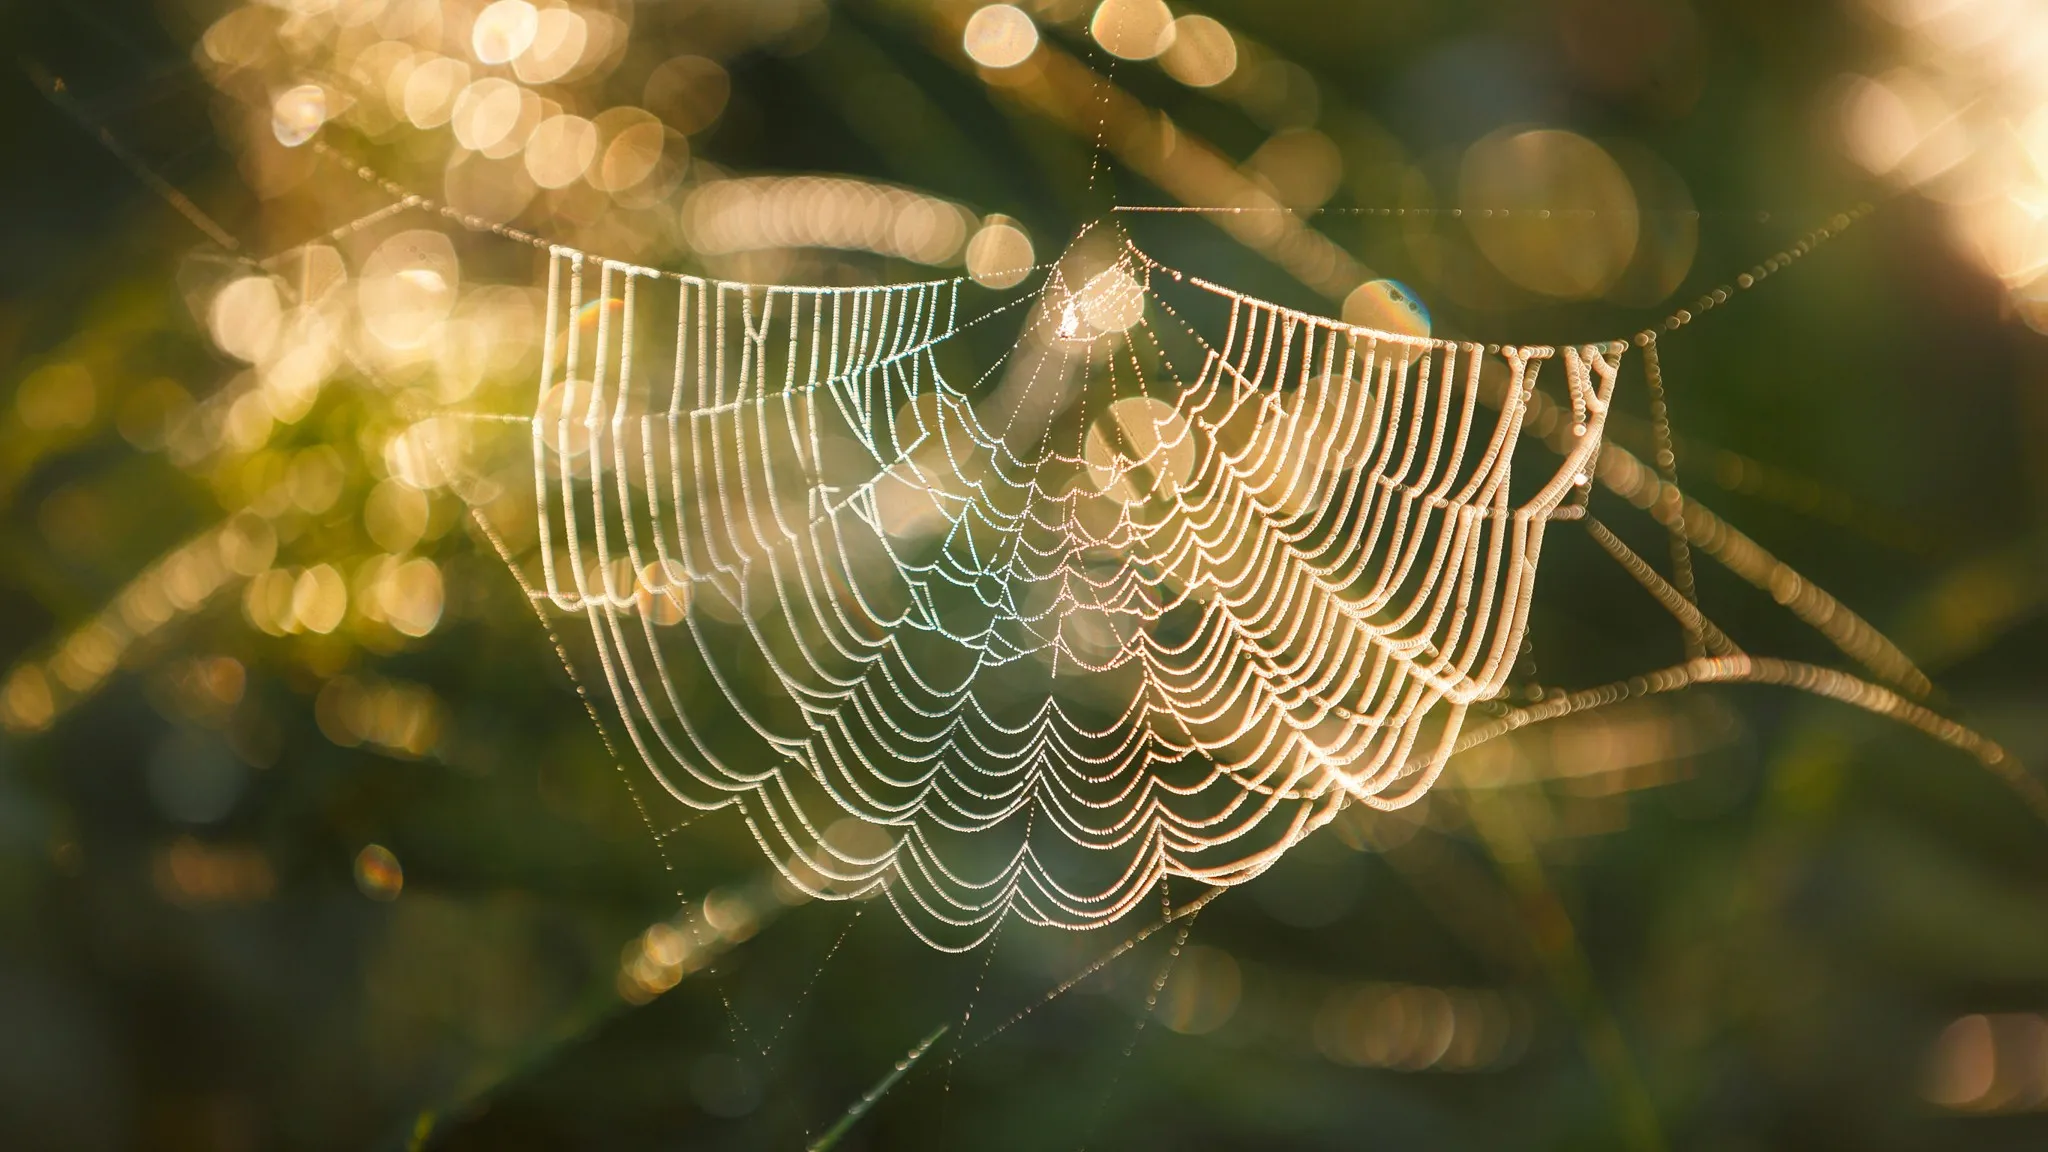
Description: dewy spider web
xmin=293 ymin=151 xmax=2034 ymax=951
xmin=517 ymin=225 xmax=1629 ymax=950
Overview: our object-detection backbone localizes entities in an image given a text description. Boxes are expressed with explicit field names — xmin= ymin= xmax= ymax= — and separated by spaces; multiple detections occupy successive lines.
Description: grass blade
xmin=806 ymin=1023 xmax=949 ymax=1151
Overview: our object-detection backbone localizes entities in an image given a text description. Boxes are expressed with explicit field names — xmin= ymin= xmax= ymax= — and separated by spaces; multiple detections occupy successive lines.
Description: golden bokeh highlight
xmin=963 ymin=5 xmax=1040 ymax=70
xmin=365 ymin=478 xmax=431 ymax=553
xmin=321 ymin=674 xmax=443 ymax=757
xmin=701 ymin=889 xmax=761 ymax=940
xmin=1246 ymin=128 xmax=1343 ymax=210
xmin=965 ymin=215 xmax=1036 ymax=288
xmin=617 ymin=879 xmax=803 ymax=1004
xmin=290 ymin=564 xmax=349 ymax=634
xmin=1073 ymin=263 xmax=1145 ymax=333
xmin=354 ymin=843 xmax=404 ymax=900
xmin=449 ymin=77 xmax=524 ymax=154
xmin=1460 ymin=128 xmax=1639 ymax=300
xmin=1159 ymin=15 xmax=1237 ymax=88
xmin=0 ymin=666 xmax=55 ymax=733
xmin=357 ymin=555 xmax=446 ymax=638
xmin=1090 ymin=0 xmax=1176 ymax=62
xmin=682 ymin=176 xmax=976 ymax=266
xmin=444 ymin=150 xmax=538 ymax=225
xmin=1843 ymin=0 xmax=2048 ymax=327
xmin=589 ymin=107 xmax=666 ymax=193
xmin=1923 ymin=1012 xmax=2048 ymax=1114
xmin=358 ymin=230 xmax=460 ymax=351
xmin=403 ymin=56 xmax=471 ymax=131
xmin=382 ymin=416 xmax=464 ymax=488
xmin=524 ymin=113 xmax=599 ymax=189
xmin=4 ymin=0 xmax=648 ymax=742
xmin=242 ymin=570 xmax=293 ymax=635
xmin=271 ymin=84 xmax=328 ymax=147
xmin=939 ymin=0 xmax=1365 ymax=299
xmin=208 ymin=276 xmax=284 ymax=363
xmin=154 ymin=838 xmax=276 ymax=906
xmin=515 ymin=8 xmax=590 ymax=85
xmin=535 ymin=377 xmax=596 ymax=460
xmin=471 ymin=0 xmax=540 ymax=66
xmin=1840 ymin=71 xmax=1963 ymax=186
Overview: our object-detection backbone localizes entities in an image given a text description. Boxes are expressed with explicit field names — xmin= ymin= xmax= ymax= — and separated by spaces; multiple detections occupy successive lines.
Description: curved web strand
xmin=519 ymin=240 xmax=1616 ymax=947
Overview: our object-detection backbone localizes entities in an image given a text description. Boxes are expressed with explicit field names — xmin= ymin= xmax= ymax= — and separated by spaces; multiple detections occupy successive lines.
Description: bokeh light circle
xmin=965 ymin=217 xmax=1036 ymax=288
xmin=270 ymin=84 xmax=327 ymax=147
xmin=209 ymin=276 xmax=284 ymax=363
xmin=1076 ymin=264 xmax=1144 ymax=333
xmin=1342 ymin=279 xmax=1432 ymax=339
xmin=1160 ymin=15 xmax=1237 ymax=88
xmin=524 ymin=113 xmax=599 ymax=189
xmin=963 ymin=5 xmax=1040 ymax=70
xmin=1091 ymin=0 xmax=1176 ymax=62
xmin=471 ymin=0 xmax=540 ymax=66
xmin=354 ymin=844 xmax=404 ymax=900
xmin=1459 ymin=128 xmax=1639 ymax=300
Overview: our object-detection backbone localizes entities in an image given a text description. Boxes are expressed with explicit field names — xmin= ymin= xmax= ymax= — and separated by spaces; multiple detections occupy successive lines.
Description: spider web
xmin=508 ymin=227 xmax=1673 ymax=950
xmin=285 ymin=150 xmax=2039 ymax=959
